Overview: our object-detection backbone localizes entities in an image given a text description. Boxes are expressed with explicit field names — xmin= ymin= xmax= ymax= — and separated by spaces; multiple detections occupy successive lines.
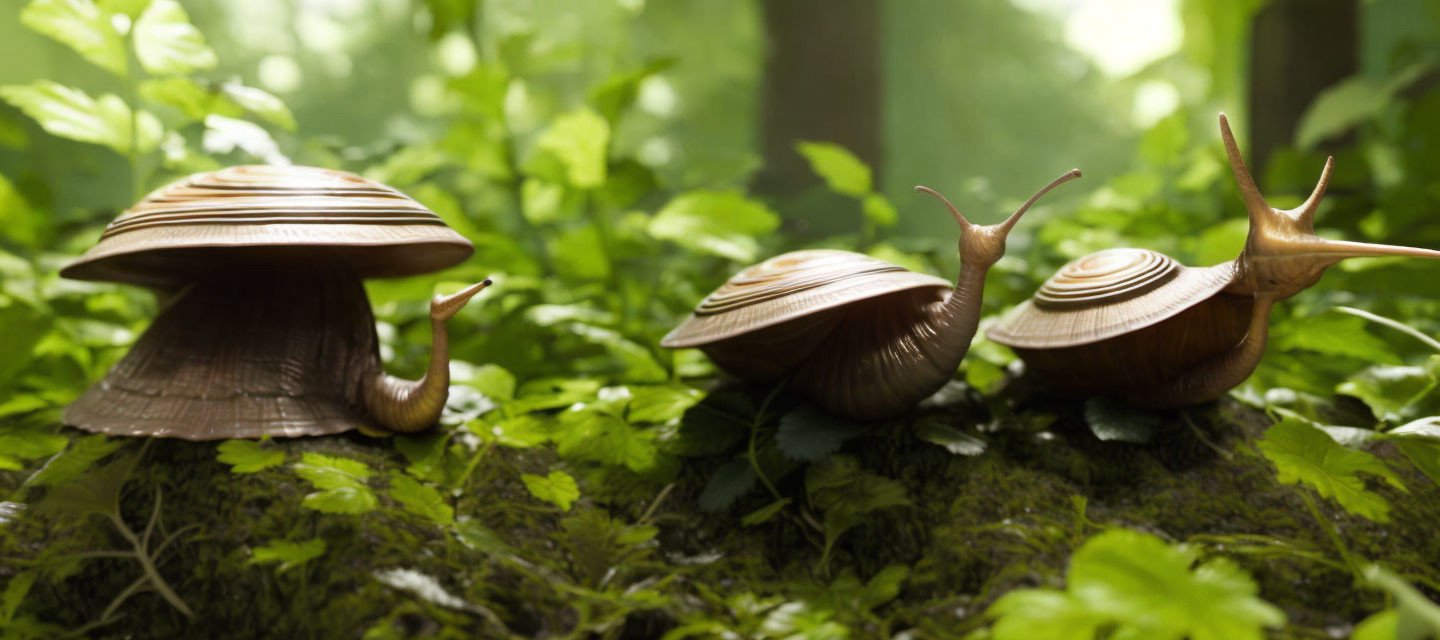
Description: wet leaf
xmin=1084 ymin=396 xmax=1158 ymax=443
xmin=1257 ymin=417 xmax=1404 ymax=522
xmin=913 ymin=416 xmax=987 ymax=456
xmin=522 ymin=470 xmax=579 ymax=511
xmin=216 ymin=439 xmax=284 ymax=473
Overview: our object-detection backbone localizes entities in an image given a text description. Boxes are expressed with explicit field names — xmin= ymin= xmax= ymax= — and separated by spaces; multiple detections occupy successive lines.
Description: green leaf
xmin=562 ymin=323 xmax=668 ymax=383
xmin=1273 ymin=310 xmax=1400 ymax=365
xmin=1381 ymin=418 xmax=1440 ymax=488
xmin=522 ymin=470 xmax=580 ymax=511
xmin=132 ymin=0 xmax=217 ymax=75
xmin=1295 ymin=62 xmax=1432 ymax=149
xmin=21 ymin=0 xmax=127 ymax=76
xmin=913 ymin=416 xmax=987 ymax=456
xmin=520 ymin=178 xmax=565 ymax=223
xmin=554 ymin=408 xmax=658 ymax=472
xmin=220 ymin=83 xmax=295 ymax=131
xmin=1 ymin=571 xmax=36 ymax=624
xmin=1337 ymin=356 xmax=1440 ymax=423
xmin=667 ymin=400 xmax=748 ymax=456
xmin=249 ymin=538 xmax=325 ymax=574
xmin=97 ymin=0 xmax=153 ymax=18
xmin=648 ymin=190 xmax=780 ymax=262
xmin=1084 ymin=396 xmax=1158 ymax=443
xmin=861 ymin=193 xmax=898 ymax=227
xmin=991 ymin=528 xmax=1284 ymax=640
xmin=699 ymin=458 xmax=756 ymax=511
xmin=796 ymin=141 xmax=872 ymax=197
xmin=740 ymin=497 xmax=790 ymax=526
xmin=627 ymin=384 xmax=703 ymax=424
xmin=1351 ymin=609 xmax=1398 ymax=640
xmin=139 ymin=77 xmax=229 ymax=122
xmin=0 ymin=81 xmax=162 ymax=154
xmin=473 ymin=414 xmax=553 ymax=448
xmin=293 ymin=453 xmax=377 ymax=514
xmin=806 ymin=455 xmax=909 ymax=566
xmin=1363 ymin=564 xmax=1440 ymax=639
xmin=1257 ymin=417 xmax=1404 ymax=522
xmin=775 ymin=404 xmax=870 ymax=462
xmin=533 ymin=107 xmax=609 ymax=188
xmin=23 ymin=434 xmax=123 ymax=488
xmin=454 ymin=362 xmax=517 ymax=403
xmin=215 ymin=440 xmax=284 ymax=473
xmin=386 ymin=472 xmax=454 ymax=525
xmin=36 ymin=453 xmax=136 ymax=519
xmin=0 ymin=426 xmax=67 ymax=471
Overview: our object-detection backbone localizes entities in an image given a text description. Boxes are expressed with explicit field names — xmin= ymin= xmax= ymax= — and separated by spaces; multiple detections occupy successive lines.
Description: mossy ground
xmin=3 ymin=388 xmax=1438 ymax=639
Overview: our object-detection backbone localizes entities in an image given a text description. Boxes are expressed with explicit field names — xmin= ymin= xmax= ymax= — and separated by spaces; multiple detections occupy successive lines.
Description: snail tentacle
xmin=362 ymin=279 xmax=491 ymax=433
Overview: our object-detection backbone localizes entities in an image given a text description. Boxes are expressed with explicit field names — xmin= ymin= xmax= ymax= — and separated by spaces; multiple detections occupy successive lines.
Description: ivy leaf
xmin=533 ymin=107 xmax=609 ymax=188
xmin=775 ymin=404 xmax=870 ymax=462
xmin=990 ymin=529 xmax=1285 ymax=640
xmin=216 ymin=439 xmax=284 ymax=473
xmin=249 ymin=538 xmax=325 ymax=574
xmin=21 ymin=0 xmax=127 ymax=76
xmin=1257 ymin=417 xmax=1405 ymax=522
xmin=387 ymin=472 xmax=454 ymax=525
xmin=0 ymin=81 xmax=162 ymax=154
xmin=522 ymin=470 xmax=580 ymax=511
xmin=913 ymin=416 xmax=987 ymax=456
xmin=1084 ymin=396 xmax=1158 ymax=443
xmin=626 ymin=384 xmax=703 ymax=424
xmin=861 ymin=193 xmax=898 ymax=227
xmin=699 ymin=458 xmax=756 ymax=511
xmin=796 ymin=141 xmax=872 ymax=197
xmin=293 ymin=453 xmax=377 ymax=514
xmin=133 ymin=0 xmax=217 ymax=75
xmin=648 ymin=190 xmax=780 ymax=262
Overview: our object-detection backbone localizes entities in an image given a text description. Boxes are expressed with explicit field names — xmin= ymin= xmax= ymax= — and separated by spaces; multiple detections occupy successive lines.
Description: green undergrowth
xmin=4 ymin=389 xmax=1437 ymax=639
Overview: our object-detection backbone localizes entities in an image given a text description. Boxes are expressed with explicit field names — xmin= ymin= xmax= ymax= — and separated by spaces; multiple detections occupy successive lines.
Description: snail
xmin=61 ymin=165 xmax=491 ymax=440
xmin=987 ymin=114 xmax=1440 ymax=409
xmin=660 ymin=169 xmax=1082 ymax=420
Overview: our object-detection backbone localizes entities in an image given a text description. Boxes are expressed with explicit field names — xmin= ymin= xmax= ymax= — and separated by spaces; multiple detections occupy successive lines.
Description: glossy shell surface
xmin=987 ymin=248 xmax=1236 ymax=349
xmin=61 ymin=165 xmax=474 ymax=287
xmin=660 ymin=249 xmax=951 ymax=348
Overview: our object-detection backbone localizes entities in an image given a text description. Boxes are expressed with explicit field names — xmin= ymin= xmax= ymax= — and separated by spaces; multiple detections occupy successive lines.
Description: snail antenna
xmin=998 ymin=168 xmax=1082 ymax=234
xmin=915 ymin=186 xmax=973 ymax=229
xmin=1219 ymin=113 xmax=1272 ymax=217
xmin=1296 ymin=156 xmax=1334 ymax=226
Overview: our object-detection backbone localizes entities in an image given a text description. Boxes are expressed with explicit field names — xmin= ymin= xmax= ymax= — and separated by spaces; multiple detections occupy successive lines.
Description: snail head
xmin=915 ymin=168 xmax=1081 ymax=269
xmin=1220 ymin=113 xmax=1440 ymax=298
xmin=431 ymin=278 xmax=493 ymax=322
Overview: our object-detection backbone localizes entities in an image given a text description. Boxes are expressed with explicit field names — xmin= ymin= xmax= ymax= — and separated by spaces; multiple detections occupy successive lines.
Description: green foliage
xmin=987 ymin=529 xmax=1285 ymax=640
xmin=132 ymin=0 xmax=216 ymax=75
xmin=774 ymin=404 xmax=869 ymax=462
xmin=292 ymin=453 xmax=379 ymax=515
xmin=215 ymin=440 xmax=284 ymax=473
xmin=1361 ymin=564 xmax=1440 ymax=640
xmin=522 ymin=470 xmax=580 ymax=511
xmin=0 ymin=81 xmax=162 ymax=154
xmin=805 ymin=454 xmax=909 ymax=568
xmin=386 ymin=471 xmax=454 ymax=525
xmin=912 ymin=416 xmax=986 ymax=455
xmin=1083 ymin=396 xmax=1158 ymax=443
xmin=1257 ymin=417 xmax=1405 ymax=522
xmin=20 ymin=0 xmax=127 ymax=76
xmin=796 ymin=141 xmax=871 ymax=196
xmin=249 ymin=539 xmax=326 ymax=574
xmin=648 ymin=190 xmax=780 ymax=262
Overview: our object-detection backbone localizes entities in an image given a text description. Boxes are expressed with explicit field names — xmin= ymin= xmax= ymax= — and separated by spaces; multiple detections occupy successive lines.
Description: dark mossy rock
xmin=2 ymin=392 xmax=1438 ymax=639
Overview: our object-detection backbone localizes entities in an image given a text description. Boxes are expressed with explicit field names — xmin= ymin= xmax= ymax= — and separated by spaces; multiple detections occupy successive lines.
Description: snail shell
xmin=664 ymin=171 xmax=1082 ymax=420
xmin=62 ymin=165 xmax=488 ymax=440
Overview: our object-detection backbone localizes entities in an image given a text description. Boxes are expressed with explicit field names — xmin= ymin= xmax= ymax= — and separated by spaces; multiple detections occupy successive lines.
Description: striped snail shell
xmin=988 ymin=114 xmax=1440 ymax=408
xmin=663 ymin=170 xmax=1082 ymax=420
xmin=62 ymin=165 xmax=491 ymax=440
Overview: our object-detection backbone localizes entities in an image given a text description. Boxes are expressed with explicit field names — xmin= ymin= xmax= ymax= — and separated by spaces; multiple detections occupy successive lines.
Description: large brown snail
xmin=661 ymin=170 xmax=1082 ymax=420
xmin=987 ymin=114 xmax=1440 ymax=409
xmin=62 ymin=165 xmax=490 ymax=440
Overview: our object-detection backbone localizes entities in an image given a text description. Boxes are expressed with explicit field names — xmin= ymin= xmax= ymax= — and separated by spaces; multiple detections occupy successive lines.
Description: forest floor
xmin=2 ymin=383 xmax=1437 ymax=639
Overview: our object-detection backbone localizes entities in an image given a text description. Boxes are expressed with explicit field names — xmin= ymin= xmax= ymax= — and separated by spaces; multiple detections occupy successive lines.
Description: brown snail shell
xmin=62 ymin=165 xmax=489 ymax=440
xmin=663 ymin=170 xmax=1082 ymax=420
xmin=988 ymin=114 xmax=1440 ymax=408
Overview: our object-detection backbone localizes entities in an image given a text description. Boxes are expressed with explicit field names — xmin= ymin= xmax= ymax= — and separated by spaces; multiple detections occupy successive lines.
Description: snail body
xmin=662 ymin=170 xmax=1082 ymax=420
xmin=988 ymin=114 xmax=1440 ymax=408
xmin=62 ymin=165 xmax=489 ymax=440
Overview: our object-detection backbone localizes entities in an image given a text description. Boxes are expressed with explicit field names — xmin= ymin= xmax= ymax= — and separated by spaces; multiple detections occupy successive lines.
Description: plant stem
xmin=1297 ymin=490 xmax=1360 ymax=580
xmin=1335 ymin=306 xmax=1440 ymax=353
xmin=746 ymin=382 xmax=788 ymax=501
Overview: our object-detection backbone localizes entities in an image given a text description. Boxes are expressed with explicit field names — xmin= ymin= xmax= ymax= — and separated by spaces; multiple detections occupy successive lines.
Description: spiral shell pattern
xmin=695 ymin=250 xmax=909 ymax=315
xmin=1034 ymin=248 xmax=1178 ymax=309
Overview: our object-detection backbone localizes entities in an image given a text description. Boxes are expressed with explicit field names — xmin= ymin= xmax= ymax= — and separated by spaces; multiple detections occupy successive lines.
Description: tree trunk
xmin=1248 ymin=0 xmax=1358 ymax=175
xmin=753 ymin=0 xmax=882 ymax=199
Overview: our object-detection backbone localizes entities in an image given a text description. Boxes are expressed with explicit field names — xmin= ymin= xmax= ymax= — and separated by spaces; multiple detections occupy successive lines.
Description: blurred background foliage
xmin=4 ymin=0 xmax=1440 ymax=636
